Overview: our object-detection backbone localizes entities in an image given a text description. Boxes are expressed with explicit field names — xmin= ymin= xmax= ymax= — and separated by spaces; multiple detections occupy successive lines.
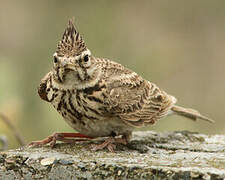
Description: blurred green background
xmin=0 ymin=0 xmax=224 ymax=149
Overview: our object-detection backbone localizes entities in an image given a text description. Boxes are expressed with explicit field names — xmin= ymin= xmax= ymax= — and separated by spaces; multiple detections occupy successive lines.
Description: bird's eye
xmin=83 ymin=55 xmax=89 ymax=62
xmin=54 ymin=57 xmax=58 ymax=63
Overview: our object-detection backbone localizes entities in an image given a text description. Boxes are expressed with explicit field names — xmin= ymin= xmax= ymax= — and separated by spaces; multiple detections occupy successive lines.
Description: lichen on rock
xmin=0 ymin=131 xmax=225 ymax=180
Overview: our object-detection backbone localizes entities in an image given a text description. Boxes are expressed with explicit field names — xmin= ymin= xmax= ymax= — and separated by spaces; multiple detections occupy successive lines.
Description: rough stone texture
xmin=0 ymin=131 xmax=225 ymax=180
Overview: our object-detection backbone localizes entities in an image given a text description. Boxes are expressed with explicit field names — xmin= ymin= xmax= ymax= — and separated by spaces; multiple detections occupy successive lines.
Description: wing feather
xmin=99 ymin=59 xmax=176 ymax=127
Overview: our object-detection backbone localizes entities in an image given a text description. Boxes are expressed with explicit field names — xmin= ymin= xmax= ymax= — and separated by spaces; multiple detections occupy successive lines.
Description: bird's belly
xmin=50 ymin=89 xmax=133 ymax=137
xmin=63 ymin=114 xmax=133 ymax=137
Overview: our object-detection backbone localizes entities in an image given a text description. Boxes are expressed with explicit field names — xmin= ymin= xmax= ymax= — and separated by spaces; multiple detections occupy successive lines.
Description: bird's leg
xmin=29 ymin=132 xmax=92 ymax=148
xmin=91 ymin=132 xmax=131 ymax=153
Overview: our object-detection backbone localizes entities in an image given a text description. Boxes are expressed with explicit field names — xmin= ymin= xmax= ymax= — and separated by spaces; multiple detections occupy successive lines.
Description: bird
xmin=29 ymin=19 xmax=214 ymax=152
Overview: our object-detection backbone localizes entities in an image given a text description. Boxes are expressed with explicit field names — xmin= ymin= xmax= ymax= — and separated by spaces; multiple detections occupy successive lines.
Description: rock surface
xmin=0 ymin=131 xmax=225 ymax=180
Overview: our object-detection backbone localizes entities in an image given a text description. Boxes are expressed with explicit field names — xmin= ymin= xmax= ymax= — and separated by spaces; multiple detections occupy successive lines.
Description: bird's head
xmin=52 ymin=19 xmax=97 ymax=87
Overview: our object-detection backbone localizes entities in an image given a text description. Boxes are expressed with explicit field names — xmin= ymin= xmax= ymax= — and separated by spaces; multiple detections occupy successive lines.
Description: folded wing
xmin=102 ymin=61 xmax=176 ymax=127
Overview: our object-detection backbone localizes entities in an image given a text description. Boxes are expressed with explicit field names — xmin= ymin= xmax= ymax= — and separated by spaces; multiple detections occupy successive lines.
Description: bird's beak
xmin=63 ymin=63 xmax=77 ymax=71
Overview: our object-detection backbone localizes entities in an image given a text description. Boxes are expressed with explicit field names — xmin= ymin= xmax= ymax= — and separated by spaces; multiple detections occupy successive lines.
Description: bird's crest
xmin=56 ymin=19 xmax=87 ymax=57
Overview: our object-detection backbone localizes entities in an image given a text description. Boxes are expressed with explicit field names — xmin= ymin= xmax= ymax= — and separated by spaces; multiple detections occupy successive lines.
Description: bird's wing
xmin=100 ymin=59 xmax=176 ymax=127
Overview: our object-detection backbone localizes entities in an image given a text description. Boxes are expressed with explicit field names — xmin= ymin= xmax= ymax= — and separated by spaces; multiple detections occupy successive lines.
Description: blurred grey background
xmin=0 ymin=0 xmax=224 ymax=149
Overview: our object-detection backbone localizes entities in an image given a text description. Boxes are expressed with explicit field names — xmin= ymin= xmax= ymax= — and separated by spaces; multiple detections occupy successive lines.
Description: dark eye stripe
xmin=56 ymin=67 xmax=63 ymax=83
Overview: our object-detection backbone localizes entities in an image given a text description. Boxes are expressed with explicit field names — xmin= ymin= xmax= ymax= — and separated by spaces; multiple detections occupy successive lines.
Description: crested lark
xmin=30 ymin=20 xmax=213 ymax=152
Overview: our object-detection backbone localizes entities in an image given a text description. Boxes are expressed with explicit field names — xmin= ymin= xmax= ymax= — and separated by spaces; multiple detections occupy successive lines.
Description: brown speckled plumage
xmin=31 ymin=19 xmax=213 ymax=152
xmin=56 ymin=20 xmax=87 ymax=57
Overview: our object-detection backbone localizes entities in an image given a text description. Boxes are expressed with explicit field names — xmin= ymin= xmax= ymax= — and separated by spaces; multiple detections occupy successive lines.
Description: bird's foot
xmin=28 ymin=132 xmax=92 ymax=148
xmin=90 ymin=137 xmax=128 ymax=153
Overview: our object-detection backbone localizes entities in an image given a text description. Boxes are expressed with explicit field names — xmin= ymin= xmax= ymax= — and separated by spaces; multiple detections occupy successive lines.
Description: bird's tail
xmin=171 ymin=105 xmax=214 ymax=123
